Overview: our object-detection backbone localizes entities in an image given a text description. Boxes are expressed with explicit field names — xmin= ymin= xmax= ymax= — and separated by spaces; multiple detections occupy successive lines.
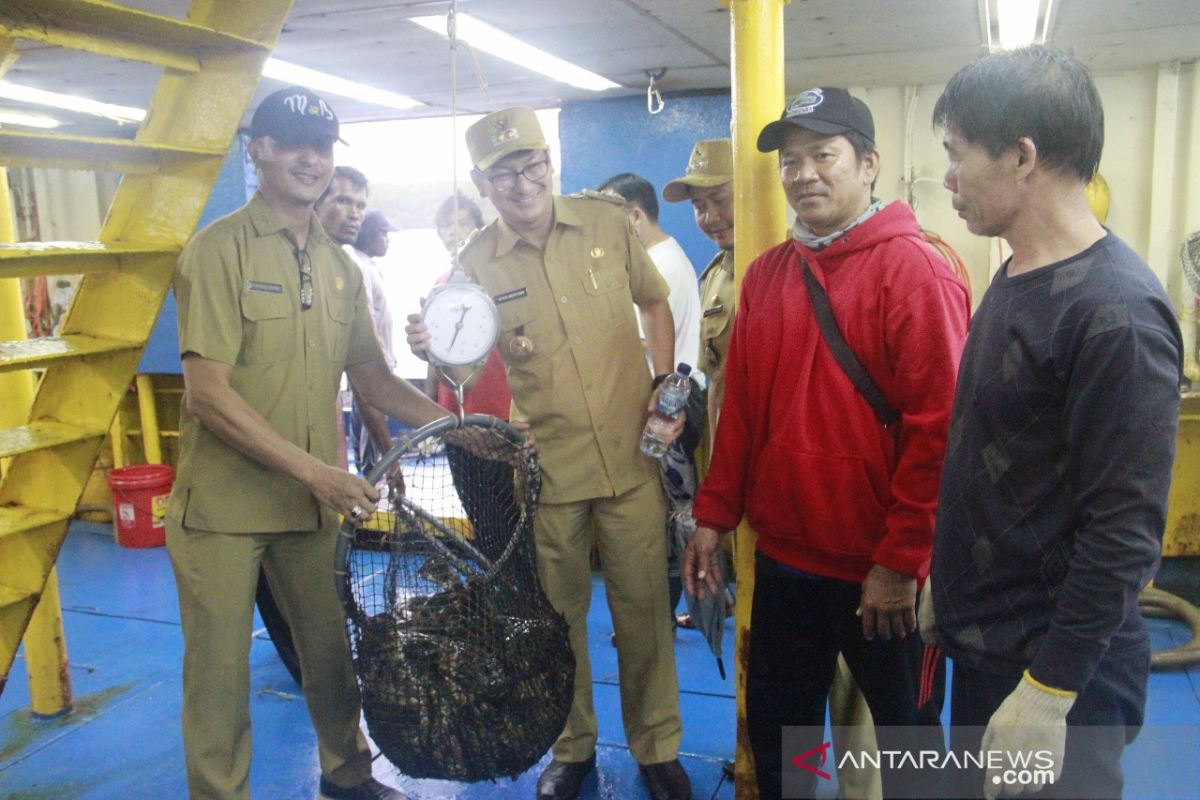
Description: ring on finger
xmin=350 ymin=505 xmax=364 ymax=519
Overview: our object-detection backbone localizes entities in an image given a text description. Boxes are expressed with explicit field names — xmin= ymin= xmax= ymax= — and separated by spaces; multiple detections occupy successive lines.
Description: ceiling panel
xmin=0 ymin=0 xmax=1197 ymax=140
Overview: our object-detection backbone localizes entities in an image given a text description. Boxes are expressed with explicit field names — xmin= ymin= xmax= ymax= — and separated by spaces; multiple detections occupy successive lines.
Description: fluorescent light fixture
xmin=0 ymin=81 xmax=145 ymax=123
xmin=0 ymin=110 xmax=61 ymax=129
xmin=411 ymin=13 xmax=620 ymax=93
xmin=263 ymin=58 xmax=423 ymax=110
xmin=983 ymin=0 xmax=1056 ymax=51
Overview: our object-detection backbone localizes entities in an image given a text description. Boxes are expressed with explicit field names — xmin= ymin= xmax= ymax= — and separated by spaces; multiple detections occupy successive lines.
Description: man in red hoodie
xmin=685 ymin=87 xmax=969 ymax=798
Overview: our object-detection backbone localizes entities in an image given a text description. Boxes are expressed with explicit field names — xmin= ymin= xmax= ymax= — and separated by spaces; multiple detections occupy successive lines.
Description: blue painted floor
xmin=2 ymin=522 xmax=1198 ymax=799
xmin=0 ymin=522 xmax=735 ymax=799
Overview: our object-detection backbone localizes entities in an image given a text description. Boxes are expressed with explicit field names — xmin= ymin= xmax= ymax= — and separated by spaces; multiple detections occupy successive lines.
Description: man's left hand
xmin=981 ymin=671 xmax=1076 ymax=799
xmin=859 ymin=564 xmax=917 ymax=641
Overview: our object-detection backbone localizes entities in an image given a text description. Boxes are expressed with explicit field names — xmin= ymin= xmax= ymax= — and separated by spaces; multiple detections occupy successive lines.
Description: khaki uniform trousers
xmin=166 ymin=520 xmax=372 ymax=800
xmin=534 ymin=477 xmax=682 ymax=765
xmin=830 ymin=654 xmax=883 ymax=800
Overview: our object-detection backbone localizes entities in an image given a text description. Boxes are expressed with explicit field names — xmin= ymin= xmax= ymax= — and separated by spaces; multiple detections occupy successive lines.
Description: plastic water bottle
xmin=640 ymin=363 xmax=692 ymax=458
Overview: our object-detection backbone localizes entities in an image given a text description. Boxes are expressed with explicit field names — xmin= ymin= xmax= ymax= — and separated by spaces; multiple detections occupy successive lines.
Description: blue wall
xmin=138 ymin=136 xmax=253 ymax=374
xmin=559 ymin=92 xmax=731 ymax=277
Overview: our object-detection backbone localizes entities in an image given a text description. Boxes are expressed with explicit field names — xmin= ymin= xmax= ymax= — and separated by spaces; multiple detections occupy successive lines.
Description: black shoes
xmin=318 ymin=776 xmax=409 ymax=800
xmin=639 ymin=759 xmax=692 ymax=800
xmin=536 ymin=755 xmax=596 ymax=800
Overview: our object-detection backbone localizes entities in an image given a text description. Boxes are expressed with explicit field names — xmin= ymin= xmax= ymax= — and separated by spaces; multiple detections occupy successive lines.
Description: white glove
xmin=981 ymin=671 xmax=1076 ymax=799
xmin=917 ymin=578 xmax=939 ymax=646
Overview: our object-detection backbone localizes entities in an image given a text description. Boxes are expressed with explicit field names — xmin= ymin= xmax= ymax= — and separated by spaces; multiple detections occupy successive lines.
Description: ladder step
xmin=0 ymin=423 xmax=106 ymax=459
xmin=0 ymin=130 xmax=225 ymax=175
xmin=0 ymin=583 xmax=37 ymax=612
xmin=0 ymin=505 xmax=71 ymax=541
xmin=0 ymin=335 xmax=141 ymax=373
xmin=1 ymin=0 xmax=270 ymax=73
xmin=0 ymin=242 xmax=176 ymax=279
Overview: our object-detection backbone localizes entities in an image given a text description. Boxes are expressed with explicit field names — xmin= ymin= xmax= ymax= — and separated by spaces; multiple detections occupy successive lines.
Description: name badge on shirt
xmin=703 ymin=304 xmax=725 ymax=318
xmin=494 ymin=287 xmax=529 ymax=304
xmin=247 ymin=280 xmax=284 ymax=294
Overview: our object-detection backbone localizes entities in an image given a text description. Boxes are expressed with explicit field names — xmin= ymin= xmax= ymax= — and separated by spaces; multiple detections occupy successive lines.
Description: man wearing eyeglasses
xmin=169 ymin=85 xmax=447 ymax=800
xmin=405 ymin=107 xmax=689 ymax=800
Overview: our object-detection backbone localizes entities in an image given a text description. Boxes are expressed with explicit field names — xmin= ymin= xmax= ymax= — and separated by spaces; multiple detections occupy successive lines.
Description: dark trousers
xmin=747 ymin=551 xmax=944 ymax=799
xmin=947 ymin=639 xmax=1148 ymax=799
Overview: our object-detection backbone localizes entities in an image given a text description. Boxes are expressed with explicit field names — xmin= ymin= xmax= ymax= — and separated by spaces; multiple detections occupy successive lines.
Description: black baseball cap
xmin=360 ymin=210 xmax=399 ymax=234
xmin=250 ymin=85 xmax=344 ymax=144
xmin=757 ymin=87 xmax=875 ymax=152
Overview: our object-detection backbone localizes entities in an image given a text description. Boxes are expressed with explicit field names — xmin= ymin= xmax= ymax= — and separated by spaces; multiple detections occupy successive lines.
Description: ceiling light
xmin=981 ymin=0 xmax=1057 ymax=51
xmin=0 ymin=81 xmax=144 ymax=123
xmin=0 ymin=110 xmax=61 ymax=129
xmin=411 ymin=13 xmax=620 ymax=92
xmin=263 ymin=58 xmax=423 ymax=110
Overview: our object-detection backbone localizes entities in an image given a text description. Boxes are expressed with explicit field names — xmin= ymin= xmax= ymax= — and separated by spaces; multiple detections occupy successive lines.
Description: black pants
xmin=747 ymin=551 xmax=944 ymax=799
xmin=947 ymin=638 xmax=1148 ymax=799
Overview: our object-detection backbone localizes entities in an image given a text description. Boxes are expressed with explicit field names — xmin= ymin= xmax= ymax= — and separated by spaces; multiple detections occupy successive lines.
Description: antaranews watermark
xmin=781 ymin=725 xmax=1199 ymax=799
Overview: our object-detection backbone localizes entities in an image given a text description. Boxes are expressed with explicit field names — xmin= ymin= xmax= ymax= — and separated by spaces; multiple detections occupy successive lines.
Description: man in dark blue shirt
xmin=924 ymin=46 xmax=1183 ymax=799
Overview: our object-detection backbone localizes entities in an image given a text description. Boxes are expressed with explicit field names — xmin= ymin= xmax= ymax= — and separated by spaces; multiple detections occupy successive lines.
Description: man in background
xmin=597 ymin=172 xmax=701 ymax=371
xmin=926 ymin=45 xmax=1182 ymax=799
xmin=315 ymin=169 xmax=396 ymax=476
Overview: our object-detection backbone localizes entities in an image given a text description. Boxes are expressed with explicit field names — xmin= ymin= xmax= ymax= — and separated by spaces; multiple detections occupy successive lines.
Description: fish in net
xmin=335 ymin=414 xmax=574 ymax=782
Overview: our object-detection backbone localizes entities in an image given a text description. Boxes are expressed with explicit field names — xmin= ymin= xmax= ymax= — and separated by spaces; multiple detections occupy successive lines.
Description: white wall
xmin=852 ymin=60 xmax=1200 ymax=312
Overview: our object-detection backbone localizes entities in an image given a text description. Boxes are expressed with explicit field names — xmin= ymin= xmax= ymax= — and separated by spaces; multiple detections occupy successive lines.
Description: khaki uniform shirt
xmin=459 ymin=194 xmax=670 ymax=503
xmin=170 ymin=192 xmax=383 ymax=533
xmin=698 ymin=249 xmax=735 ymax=384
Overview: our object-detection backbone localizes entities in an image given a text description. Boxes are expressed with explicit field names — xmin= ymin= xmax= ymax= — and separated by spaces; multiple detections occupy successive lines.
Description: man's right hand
xmin=405 ymin=311 xmax=431 ymax=361
xmin=684 ymin=525 xmax=724 ymax=600
xmin=306 ymin=462 xmax=380 ymax=522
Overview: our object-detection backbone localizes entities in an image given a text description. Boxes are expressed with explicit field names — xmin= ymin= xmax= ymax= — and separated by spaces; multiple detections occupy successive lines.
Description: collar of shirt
xmin=245 ymin=191 xmax=335 ymax=251
xmin=493 ymin=195 xmax=585 ymax=257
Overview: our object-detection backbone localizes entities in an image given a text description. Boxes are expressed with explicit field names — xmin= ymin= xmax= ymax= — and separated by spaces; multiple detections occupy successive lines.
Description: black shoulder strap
xmin=801 ymin=257 xmax=899 ymax=430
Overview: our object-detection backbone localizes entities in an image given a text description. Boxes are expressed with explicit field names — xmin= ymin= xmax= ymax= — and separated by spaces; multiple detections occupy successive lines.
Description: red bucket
xmin=107 ymin=464 xmax=174 ymax=548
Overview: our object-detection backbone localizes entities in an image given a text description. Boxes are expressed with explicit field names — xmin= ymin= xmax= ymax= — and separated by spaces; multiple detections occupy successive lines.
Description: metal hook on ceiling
xmin=645 ymin=68 xmax=666 ymax=115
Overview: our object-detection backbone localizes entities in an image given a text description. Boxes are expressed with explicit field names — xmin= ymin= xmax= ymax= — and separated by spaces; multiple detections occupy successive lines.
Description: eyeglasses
xmin=296 ymin=248 xmax=313 ymax=310
xmin=484 ymin=159 xmax=550 ymax=193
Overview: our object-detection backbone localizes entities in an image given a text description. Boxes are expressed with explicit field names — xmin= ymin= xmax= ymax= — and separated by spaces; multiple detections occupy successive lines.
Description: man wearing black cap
xmin=685 ymin=87 xmax=968 ymax=798
xmin=168 ymin=85 xmax=444 ymax=800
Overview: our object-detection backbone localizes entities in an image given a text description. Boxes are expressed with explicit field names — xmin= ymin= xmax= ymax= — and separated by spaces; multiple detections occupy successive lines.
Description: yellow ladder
xmin=0 ymin=0 xmax=296 ymax=709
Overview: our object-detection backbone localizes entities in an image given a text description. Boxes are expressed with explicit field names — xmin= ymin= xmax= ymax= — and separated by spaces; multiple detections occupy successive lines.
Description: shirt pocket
xmin=581 ymin=265 xmax=631 ymax=329
xmin=239 ymin=290 xmax=293 ymax=364
xmin=497 ymin=299 xmax=552 ymax=365
xmin=322 ymin=291 xmax=354 ymax=363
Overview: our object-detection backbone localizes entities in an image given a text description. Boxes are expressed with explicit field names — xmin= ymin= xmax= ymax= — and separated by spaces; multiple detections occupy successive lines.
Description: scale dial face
xmin=422 ymin=280 xmax=500 ymax=367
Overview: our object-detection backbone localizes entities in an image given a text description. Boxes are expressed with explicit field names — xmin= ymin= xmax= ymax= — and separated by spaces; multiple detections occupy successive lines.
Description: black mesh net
xmin=335 ymin=415 xmax=574 ymax=782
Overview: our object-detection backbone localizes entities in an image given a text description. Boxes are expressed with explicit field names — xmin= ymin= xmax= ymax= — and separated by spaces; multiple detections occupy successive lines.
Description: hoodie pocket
xmin=746 ymin=443 xmax=886 ymax=558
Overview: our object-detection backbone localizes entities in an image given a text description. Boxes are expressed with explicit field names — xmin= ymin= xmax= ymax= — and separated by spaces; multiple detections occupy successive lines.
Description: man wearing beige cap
xmin=406 ymin=107 xmax=690 ymax=800
xmin=662 ymin=139 xmax=736 ymax=445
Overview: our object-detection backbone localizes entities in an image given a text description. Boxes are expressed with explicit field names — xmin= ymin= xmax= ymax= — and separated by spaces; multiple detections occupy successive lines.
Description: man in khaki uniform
xmin=664 ymin=138 xmax=883 ymax=800
xmin=406 ymin=108 xmax=690 ymax=800
xmin=168 ymin=86 xmax=447 ymax=800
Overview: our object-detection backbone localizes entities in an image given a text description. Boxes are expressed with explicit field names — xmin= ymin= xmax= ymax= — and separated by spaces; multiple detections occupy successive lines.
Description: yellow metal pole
xmin=135 ymin=374 xmax=163 ymax=464
xmin=726 ymin=1 xmax=790 ymax=796
xmin=110 ymin=416 xmax=126 ymax=470
xmin=25 ymin=569 xmax=72 ymax=717
xmin=0 ymin=164 xmax=73 ymax=716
